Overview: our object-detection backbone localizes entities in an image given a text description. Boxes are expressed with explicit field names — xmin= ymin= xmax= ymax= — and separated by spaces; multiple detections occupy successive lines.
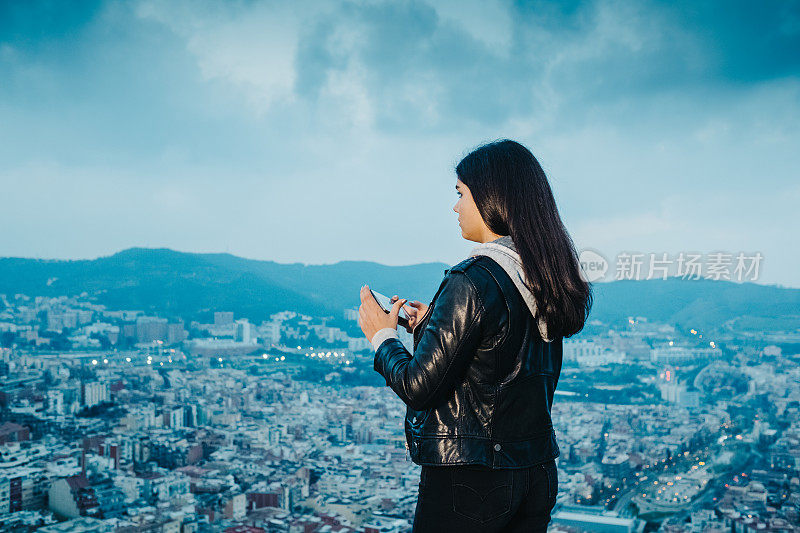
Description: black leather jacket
xmin=373 ymin=254 xmax=562 ymax=468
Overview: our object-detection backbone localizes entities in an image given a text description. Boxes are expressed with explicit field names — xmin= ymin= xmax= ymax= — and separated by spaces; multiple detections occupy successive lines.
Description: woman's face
xmin=453 ymin=178 xmax=494 ymax=243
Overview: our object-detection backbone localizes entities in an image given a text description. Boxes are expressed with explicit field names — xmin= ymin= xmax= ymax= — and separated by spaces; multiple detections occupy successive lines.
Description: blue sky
xmin=1 ymin=0 xmax=799 ymax=287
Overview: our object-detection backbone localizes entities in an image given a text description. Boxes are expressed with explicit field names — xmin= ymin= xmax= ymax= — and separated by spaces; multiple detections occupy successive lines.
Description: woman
xmin=358 ymin=139 xmax=592 ymax=532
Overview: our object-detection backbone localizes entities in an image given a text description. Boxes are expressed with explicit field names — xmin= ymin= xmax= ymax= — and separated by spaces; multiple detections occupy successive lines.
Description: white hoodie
xmin=469 ymin=235 xmax=553 ymax=342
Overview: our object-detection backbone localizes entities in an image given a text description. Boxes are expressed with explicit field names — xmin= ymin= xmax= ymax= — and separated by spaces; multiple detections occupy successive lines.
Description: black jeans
xmin=412 ymin=459 xmax=558 ymax=532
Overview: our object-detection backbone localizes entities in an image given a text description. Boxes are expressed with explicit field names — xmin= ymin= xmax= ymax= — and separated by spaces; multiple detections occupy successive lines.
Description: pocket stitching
xmin=450 ymin=470 xmax=513 ymax=523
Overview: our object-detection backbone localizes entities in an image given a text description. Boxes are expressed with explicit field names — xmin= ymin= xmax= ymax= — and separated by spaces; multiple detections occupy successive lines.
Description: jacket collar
xmin=468 ymin=235 xmax=553 ymax=342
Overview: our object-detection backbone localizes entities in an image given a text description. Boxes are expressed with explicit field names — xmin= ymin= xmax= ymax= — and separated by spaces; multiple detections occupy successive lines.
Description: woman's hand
xmin=359 ymin=285 xmax=406 ymax=342
xmin=391 ymin=294 xmax=429 ymax=333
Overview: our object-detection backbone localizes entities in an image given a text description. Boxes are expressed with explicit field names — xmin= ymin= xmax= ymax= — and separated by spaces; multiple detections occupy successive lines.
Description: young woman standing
xmin=359 ymin=139 xmax=592 ymax=532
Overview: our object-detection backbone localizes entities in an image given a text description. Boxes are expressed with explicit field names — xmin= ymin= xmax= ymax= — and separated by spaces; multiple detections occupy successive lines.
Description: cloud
xmin=134 ymin=0 xmax=303 ymax=115
xmin=110 ymin=0 xmax=800 ymax=135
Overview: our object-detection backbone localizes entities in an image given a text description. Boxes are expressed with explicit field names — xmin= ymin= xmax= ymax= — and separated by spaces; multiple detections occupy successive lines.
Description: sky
xmin=1 ymin=0 xmax=799 ymax=287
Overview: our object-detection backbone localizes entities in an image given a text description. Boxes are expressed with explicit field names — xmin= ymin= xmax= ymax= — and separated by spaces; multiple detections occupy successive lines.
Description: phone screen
xmin=370 ymin=289 xmax=411 ymax=324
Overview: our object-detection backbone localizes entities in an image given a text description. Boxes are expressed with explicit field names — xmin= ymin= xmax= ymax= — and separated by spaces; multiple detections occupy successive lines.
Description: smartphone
xmin=370 ymin=289 xmax=411 ymax=330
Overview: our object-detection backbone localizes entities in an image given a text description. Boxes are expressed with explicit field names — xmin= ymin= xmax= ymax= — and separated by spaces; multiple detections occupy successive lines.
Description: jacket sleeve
xmin=373 ymin=270 xmax=485 ymax=411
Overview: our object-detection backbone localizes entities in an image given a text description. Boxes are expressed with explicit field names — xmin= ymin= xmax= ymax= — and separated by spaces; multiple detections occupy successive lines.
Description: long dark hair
xmin=456 ymin=139 xmax=592 ymax=338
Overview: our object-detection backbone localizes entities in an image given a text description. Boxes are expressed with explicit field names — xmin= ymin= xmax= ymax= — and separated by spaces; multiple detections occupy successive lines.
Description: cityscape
xmin=0 ymin=278 xmax=798 ymax=532
xmin=2 ymin=0 xmax=799 ymax=531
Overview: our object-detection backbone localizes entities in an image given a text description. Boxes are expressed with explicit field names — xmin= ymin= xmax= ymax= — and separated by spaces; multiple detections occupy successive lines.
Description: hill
xmin=1 ymin=248 xmax=798 ymax=333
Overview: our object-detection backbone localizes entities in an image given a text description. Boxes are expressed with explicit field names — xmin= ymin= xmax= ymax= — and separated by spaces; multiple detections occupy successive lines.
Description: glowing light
xmin=280 ymin=356 xmax=285 ymax=361
xmin=218 ymin=357 xmax=223 ymax=362
xmin=91 ymin=359 xmax=97 ymax=365
xmin=262 ymin=354 xmax=268 ymax=359
xmin=103 ymin=359 xmax=108 ymax=364
xmin=125 ymin=357 xmax=131 ymax=362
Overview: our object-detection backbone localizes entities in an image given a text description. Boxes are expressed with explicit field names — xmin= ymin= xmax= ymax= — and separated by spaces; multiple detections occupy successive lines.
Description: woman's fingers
xmin=387 ymin=298 xmax=428 ymax=327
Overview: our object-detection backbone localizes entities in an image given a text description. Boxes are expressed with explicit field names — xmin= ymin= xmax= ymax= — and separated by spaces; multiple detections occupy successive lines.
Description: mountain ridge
xmin=1 ymin=247 xmax=798 ymax=333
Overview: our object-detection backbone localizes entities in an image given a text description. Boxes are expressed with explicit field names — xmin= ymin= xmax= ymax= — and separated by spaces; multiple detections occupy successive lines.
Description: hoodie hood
xmin=468 ymin=235 xmax=553 ymax=342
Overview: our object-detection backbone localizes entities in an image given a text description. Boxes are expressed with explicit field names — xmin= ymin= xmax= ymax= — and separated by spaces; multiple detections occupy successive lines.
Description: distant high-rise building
xmin=46 ymin=312 xmax=63 ymax=332
xmin=259 ymin=321 xmax=281 ymax=345
xmin=214 ymin=311 xmax=234 ymax=326
xmin=135 ymin=317 xmax=168 ymax=343
xmin=167 ymin=322 xmax=187 ymax=345
xmin=235 ymin=319 xmax=254 ymax=344
xmin=347 ymin=337 xmax=370 ymax=352
xmin=164 ymin=407 xmax=184 ymax=429
xmin=651 ymin=345 xmax=721 ymax=365
xmin=77 ymin=310 xmax=94 ymax=325
xmin=564 ymin=339 xmax=626 ymax=366
xmin=62 ymin=311 xmax=78 ymax=329
xmin=81 ymin=382 xmax=109 ymax=408
xmin=47 ymin=389 xmax=65 ymax=415
xmin=121 ymin=323 xmax=136 ymax=342
xmin=564 ymin=339 xmax=601 ymax=362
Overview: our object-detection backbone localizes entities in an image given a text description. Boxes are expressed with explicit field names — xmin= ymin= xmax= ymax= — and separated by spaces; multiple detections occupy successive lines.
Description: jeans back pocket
xmin=451 ymin=466 xmax=513 ymax=523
